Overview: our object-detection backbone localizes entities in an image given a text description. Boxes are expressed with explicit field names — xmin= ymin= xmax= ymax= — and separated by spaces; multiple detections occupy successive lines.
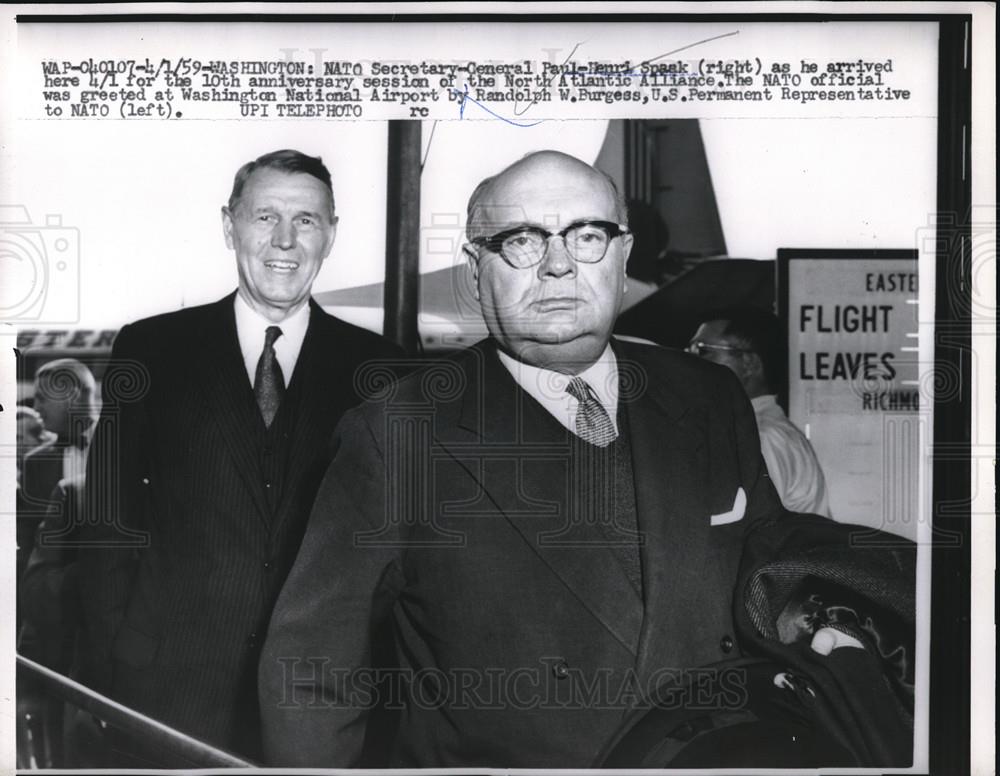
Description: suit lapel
xmin=272 ymin=303 xmax=344 ymax=531
xmin=194 ymin=294 xmax=271 ymax=526
xmin=620 ymin=342 xmax=730 ymax=687
xmin=450 ymin=342 xmax=643 ymax=656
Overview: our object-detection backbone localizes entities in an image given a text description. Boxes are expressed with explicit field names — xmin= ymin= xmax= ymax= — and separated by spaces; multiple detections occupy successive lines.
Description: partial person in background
xmin=78 ymin=148 xmax=403 ymax=764
xmin=16 ymin=404 xmax=52 ymax=601
xmin=19 ymin=360 xmax=99 ymax=580
xmin=18 ymin=361 xmax=98 ymax=767
xmin=16 ymin=405 xmax=56 ymax=483
xmin=22 ymin=477 xmax=88 ymax=672
xmin=21 ymin=476 xmax=108 ymax=768
xmin=688 ymin=308 xmax=831 ymax=516
xmin=20 ymin=359 xmax=98 ymax=505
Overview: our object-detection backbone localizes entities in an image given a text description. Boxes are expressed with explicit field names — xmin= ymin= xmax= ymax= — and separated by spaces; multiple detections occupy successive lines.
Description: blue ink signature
xmin=513 ymin=41 xmax=584 ymax=117
xmin=511 ymin=30 xmax=741 ymax=117
xmin=449 ymin=30 xmax=741 ymax=124
xmin=452 ymin=83 xmax=543 ymax=127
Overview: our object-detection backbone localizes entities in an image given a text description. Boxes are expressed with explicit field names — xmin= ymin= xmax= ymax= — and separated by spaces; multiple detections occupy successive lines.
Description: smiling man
xmin=77 ymin=149 xmax=401 ymax=764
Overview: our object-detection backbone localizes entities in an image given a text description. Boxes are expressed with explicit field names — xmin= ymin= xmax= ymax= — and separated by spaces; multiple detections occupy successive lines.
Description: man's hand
xmin=810 ymin=626 xmax=863 ymax=655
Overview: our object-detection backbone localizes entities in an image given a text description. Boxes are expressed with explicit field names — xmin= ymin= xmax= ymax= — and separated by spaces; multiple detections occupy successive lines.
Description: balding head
xmin=466 ymin=151 xmax=627 ymax=241
xmin=463 ymin=151 xmax=633 ymax=373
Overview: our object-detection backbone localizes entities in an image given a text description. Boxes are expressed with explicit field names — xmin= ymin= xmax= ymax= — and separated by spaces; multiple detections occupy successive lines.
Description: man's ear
xmin=741 ymin=352 xmax=766 ymax=383
xmin=322 ymin=216 xmax=339 ymax=261
xmin=221 ymin=206 xmax=236 ymax=250
xmin=620 ymin=232 xmax=634 ymax=280
xmin=463 ymin=243 xmax=480 ymax=300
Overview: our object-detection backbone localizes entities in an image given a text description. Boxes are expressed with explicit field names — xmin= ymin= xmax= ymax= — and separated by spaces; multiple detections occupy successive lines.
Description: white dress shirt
xmin=752 ymin=394 xmax=831 ymax=517
xmin=234 ymin=294 xmax=310 ymax=388
xmin=497 ymin=344 xmax=620 ymax=436
xmin=61 ymin=440 xmax=89 ymax=483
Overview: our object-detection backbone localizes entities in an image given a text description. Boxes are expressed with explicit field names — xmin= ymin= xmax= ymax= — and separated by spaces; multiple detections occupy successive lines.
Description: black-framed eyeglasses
xmin=686 ymin=341 xmax=751 ymax=358
xmin=470 ymin=220 xmax=630 ymax=269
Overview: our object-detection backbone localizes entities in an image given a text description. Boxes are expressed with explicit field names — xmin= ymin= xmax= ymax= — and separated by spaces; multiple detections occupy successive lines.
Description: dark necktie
xmin=566 ymin=376 xmax=618 ymax=447
xmin=254 ymin=326 xmax=285 ymax=427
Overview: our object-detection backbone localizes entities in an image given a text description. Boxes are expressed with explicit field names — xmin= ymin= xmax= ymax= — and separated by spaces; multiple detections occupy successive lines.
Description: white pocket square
xmin=710 ymin=487 xmax=746 ymax=526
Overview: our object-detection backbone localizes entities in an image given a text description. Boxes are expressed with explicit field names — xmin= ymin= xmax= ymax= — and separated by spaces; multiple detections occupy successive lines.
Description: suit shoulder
xmin=617 ymin=337 xmax=732 ymax=381
xmin=616 ymin=337 xmax=746 ymax=405
xmin=22 ymin=439 xmax=58 ymax=466
xmin=382 ymin=341 xmax=479 ymax=397
xmin=311 ymin=308 xmax=404 ymax=358
xmin=115 ymin=298 xmax=230 ymax=346
xmin=347 ymin=342 xmax=477 ymax=428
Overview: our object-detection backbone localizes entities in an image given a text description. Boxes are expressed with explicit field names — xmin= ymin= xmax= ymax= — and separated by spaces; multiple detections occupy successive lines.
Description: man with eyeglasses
xmin=688 ymin=309 xmax=831 ymax=517
xmin=260 ymin=151 xmax=902 ymax=768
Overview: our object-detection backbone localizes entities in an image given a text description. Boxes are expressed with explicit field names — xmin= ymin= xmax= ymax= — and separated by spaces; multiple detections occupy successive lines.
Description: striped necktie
xmin=566 ymin=376 xmax=617 ymax=447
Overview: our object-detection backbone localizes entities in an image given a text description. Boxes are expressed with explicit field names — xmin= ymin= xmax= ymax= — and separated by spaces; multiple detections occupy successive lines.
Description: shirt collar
xmin=751 ymin=394 xmax=782 ymax=414
xmin=235 ymin=293 xmax=310 ymax=339
xmin=234 ymin=293 xmax=311 ymax=384
xmin=497 ymin=343 xmax=619 ymax=433
xmin=57 ymin=421 xmax=95 ymax=450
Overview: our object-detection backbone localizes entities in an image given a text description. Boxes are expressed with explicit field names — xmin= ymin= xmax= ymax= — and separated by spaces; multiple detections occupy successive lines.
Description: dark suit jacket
xmin=259 ymin=337 xmax=787 ymax=768
xmin=20 ymin=478 xmax=87 ymax=674
xmin=600 ymin=512 xmax=916 ymax=768
xmin=77 ymin=293 xmax=402 ymax=759
xmin=19 ymin=440 xmax=69 ymax=582
xmin=21 ymin=439 xmax=65 ymax=507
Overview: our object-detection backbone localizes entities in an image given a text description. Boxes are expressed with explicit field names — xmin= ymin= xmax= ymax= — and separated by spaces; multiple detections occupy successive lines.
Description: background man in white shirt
xmin=21 ymin=359 xmax=97 ymax=498
xmin=688 ymin=308 xmax=831 ymax=517
xmin=19 ymin=359 xmax=98 ymax=573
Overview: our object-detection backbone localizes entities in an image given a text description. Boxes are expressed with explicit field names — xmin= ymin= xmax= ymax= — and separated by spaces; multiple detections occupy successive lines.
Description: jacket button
xmin=552 ymin=660 xmax=570 ymax=679
xmin=720 ymin=635 xmax=734 ymax=653
xmin=247 ymin=632 xmax=258 ymax=647
xmin=263 ymin=561 xmax=272 ymax=571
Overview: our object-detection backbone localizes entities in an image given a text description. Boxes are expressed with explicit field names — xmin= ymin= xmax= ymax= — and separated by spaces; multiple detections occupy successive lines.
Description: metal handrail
xmin=16 ymin=654 xmax=255 ymax=767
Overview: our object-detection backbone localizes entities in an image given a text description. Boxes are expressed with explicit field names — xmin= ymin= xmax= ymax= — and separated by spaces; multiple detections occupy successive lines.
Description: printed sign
xmin=779 ymin=250 xmax=921 ymax=538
